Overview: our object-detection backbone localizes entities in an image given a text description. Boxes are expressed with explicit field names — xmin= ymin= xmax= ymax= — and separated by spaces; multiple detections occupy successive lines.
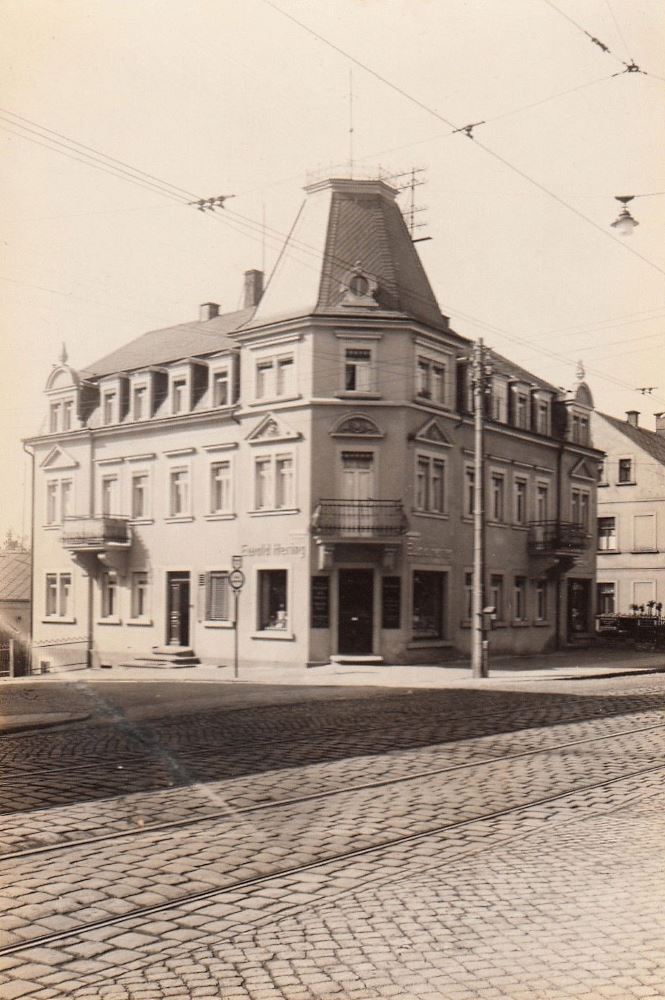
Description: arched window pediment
xmin=330 ymin=413 xmax=384 ymax=438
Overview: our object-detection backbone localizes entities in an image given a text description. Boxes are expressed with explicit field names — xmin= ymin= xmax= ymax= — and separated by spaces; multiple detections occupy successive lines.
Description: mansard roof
xmin=488 ymin=349 xmax=559 ymax=394
xmin=81 ymin=307 xmax=253 ymax=380
xmin=598 ymin=411 xmax=665 ymax=466
xmin=252 ymin=178 xmax=452 ymax=332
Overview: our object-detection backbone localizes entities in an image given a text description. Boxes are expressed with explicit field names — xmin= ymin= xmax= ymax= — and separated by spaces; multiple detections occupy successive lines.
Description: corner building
xmin=28 ymin=178 xmax=601 ymax=673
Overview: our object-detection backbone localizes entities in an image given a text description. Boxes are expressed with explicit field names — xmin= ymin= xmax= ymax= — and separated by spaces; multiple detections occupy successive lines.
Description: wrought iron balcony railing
xmin=312 ymin=500 xmax=407 ymax=537
xmin=527 ymin=520 xmax=589 ymax=555
xmin=62 ymin=516 xmax=131 ymax=550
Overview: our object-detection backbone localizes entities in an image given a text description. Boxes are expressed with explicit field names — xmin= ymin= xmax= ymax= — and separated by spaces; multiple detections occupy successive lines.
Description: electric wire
xmin=540 ymin=0 xmax=624 ymax=66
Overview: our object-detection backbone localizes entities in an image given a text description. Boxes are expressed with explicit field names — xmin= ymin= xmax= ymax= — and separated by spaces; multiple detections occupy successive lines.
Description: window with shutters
xmin=206 ymin=572 xmax=231 ymax=622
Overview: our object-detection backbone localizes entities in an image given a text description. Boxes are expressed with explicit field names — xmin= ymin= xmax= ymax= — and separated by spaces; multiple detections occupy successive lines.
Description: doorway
xmin=167 ymin=572 xmax=190 ymax=646
xmin=338 ymin=569 xmax=374 ymax=654
xmin=567 ymin=578 xmax=591 ymax=638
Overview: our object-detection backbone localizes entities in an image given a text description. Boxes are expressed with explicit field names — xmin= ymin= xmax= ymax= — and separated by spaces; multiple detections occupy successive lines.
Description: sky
xmin=2 ymin=0 xmax=665 ymax=541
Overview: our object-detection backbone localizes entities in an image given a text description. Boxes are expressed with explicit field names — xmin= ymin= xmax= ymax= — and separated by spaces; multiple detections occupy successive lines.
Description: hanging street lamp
xmin=611 ymin=195 xmax=639 ymax=236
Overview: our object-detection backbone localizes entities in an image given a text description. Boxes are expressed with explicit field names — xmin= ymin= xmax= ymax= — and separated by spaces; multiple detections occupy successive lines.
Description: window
xmin=571 ymin=415 xmax=580 ymax=443
xmin=490 ymin=574 xmax=504 ymax=621
xmin=513 ymin=576 xmax=527 ymax=622
xmin=579 ymin=417 xmax=589 ymax=444
xmin=101 ymin=572 xmax=118 ymax=619
xmin=535 ymin=579 xmax=548 ymax=621
xmin=345 ymin=348 xmax=372 ymax=392
xmin=514 ymin=392 xmax=529 ymax=429
xmin=598 ymin=517 xmax=617 ymax=551
xmin=46 ymin=479 xmax=73 ymax=524
xmin=276 ymin=357 xmax=295 ymax=397
xmin=415 ymin=455 xmax=446 ymax=513
xmin=598 ymin=458 xmax=607 ymax=484
xmin=535 ymin=482 xmax=549 ymax=522
xmin=514 ymin=478 xmax=527 ymax=525
xmin=210 ymin=461 xmax=232 ymax=514
xmin=49 ymin=403 xmax=61 ymax=433
xmin=258 ymin=569 xmax=288 ymax=630
xmin=256 ymin=354 xmax=296 ymax=399
xmin=597 ymin=582 xmax=615 ymax=615
xmin=131 ymin=572 xmax=149 ymax=619
xmin=101 ymin=475 xmax=118 ymax=517
xmin=618 ymin=458 xmax=633 ymax=484
xmin=46 ymin=482 xmax=59 ymax=524
xmin=571 ymin=489 xmax=590 ymax=530
xmin=169 ymin=468 xmax=190 ymax=517
xmin=416 ymin=358 xmax=447 ymax=404
xmin=172 ymin=379 xmax=187 ymax=415
xmin=490 ymin=473 xmax=505 ymax=522
xmin=63 ymin=400 xmax=73 ymax=431
xmin=131 ymin=473 xmax=148 ymax=519
xmin=102 ymin=391 xmax=116 ymax=425
xmin=464 ymin=571 xmax=473 ymax=621
xmin=206 ymin=572 xmax=230 ymax=621
xmin=254 ymin=454 xmax=294 ymax=510
xmin=133 ymin=386 xmax=147 ymax=421
xmin=412 ymin=571 xmax=445 ymax=640
xmin=633 ymin=514 xmax=656 ymax=553
xmin=491 ymin=379 xmax=508 ymax=422
xmin=464 ymin=467 xmax=475 ymax=516
xmin=275 ymin=456 xmax=294 ymax=509
xmin=212 ymin=370 xmax=230 ymax=407
xmin=536 ymin=400 xmax=549 ymax=435
xmin=45 ymin=572 xmax=72 ymax=619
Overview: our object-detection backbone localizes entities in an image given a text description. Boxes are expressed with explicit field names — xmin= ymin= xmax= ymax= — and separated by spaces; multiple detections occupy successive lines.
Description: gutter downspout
xmin=86 ymin=432 xmax=95 ymax=669
xmin=554 ymin=441 xmax=564 ymax=651
xmin=21 ymin=442 xmax=35 ymax=667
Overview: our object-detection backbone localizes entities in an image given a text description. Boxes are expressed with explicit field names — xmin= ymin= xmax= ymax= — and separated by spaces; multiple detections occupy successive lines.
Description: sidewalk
xmin=1 ymin=647 xmax=663 ymax=735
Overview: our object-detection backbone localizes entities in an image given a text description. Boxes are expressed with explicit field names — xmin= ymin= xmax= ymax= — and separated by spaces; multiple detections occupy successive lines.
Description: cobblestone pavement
xmin=0 ymin=674 xmax=664 ymax=998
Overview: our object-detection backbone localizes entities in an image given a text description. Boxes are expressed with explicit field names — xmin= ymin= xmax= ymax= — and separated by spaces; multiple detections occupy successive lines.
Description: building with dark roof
xmin=26 ymin=177 xmax=601 ymax=673
xmin=593 ymin=409 xmax=665 ymax=616
xmin=0 ymin=550 xmax=31 ymax=637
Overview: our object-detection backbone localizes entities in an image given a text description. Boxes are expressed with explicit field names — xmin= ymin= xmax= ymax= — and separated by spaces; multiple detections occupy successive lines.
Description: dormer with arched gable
xmin=45 ymin=346 xmax=83 ymax=434
xmin=564 ymin=362 xmax=595 ymax=447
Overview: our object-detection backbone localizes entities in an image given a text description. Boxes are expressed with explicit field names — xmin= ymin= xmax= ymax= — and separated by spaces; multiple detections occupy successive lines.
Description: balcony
xmin=312 ymin=500 xmax=408 ymax=538
xmin=527 ymin=520 xmax=589 ymax=556
xmin=62 ymin=516 xmax=131 ymax=551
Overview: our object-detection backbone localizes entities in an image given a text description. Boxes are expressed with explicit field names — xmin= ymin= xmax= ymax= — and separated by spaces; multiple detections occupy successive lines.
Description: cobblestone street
xmin=1 ymin=673 xmax=664 ymax=998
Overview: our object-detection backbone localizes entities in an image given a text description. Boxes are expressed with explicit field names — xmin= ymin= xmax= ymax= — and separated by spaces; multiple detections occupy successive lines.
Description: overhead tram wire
xmin=603 ymin=0 xmax=635 ymax=64
xmin=0 ymin=106 xmax=199 ymax=202
xmin=260 ymin=0 xmax=665 ymax=284
xmin=539 ymin=0 xmax=624 ymax=66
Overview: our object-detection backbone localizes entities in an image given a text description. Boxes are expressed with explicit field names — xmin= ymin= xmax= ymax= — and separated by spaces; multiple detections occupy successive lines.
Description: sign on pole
xmin=232 ymin=554 xmax=243 ymax=570
xmin=229 ymin=569 xmax=245 ymax=591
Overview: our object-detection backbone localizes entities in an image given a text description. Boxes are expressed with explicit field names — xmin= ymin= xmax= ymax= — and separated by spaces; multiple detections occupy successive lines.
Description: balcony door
xmin=167 ymin=572 xmax=190 ymax=646
xmin=341 ymin=451 xmax=374 ymax=533
xmin=338 ymin=569 xmax=374 ymax=654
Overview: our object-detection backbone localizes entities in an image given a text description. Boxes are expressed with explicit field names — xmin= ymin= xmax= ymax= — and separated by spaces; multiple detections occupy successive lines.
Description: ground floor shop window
xmin=258 ymin=569 xmax=288 ymax=630
xmin=597 ymin=582 xmax=615 ymax=615
xmin=412 ymin=571 xmax=445 ymax=640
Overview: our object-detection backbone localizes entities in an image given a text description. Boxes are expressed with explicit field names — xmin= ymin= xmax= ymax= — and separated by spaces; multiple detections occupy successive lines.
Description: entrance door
xmin=167 ymin=573 xmax=190 ymax=646
xmin=567 ymin=578 xmax=590 ymax=637
xmin=338 ymin=569 xmax=374 ymax=654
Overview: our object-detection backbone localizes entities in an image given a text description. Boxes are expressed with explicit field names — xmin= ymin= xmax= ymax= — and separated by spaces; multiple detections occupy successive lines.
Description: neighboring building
xmin=592 ymin=409 xmax=665 ymax=616
xmin=0 ymin=550 xmax=31 ymax=636
xmin=26 ymin=177 xmax=601 ymax=673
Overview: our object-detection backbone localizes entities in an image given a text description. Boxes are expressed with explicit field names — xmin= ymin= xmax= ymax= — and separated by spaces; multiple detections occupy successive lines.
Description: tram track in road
xmin=1 ymin=754 xmax=665 ymax=961
xmin=2 ymin=716 xmax=665 ymax=865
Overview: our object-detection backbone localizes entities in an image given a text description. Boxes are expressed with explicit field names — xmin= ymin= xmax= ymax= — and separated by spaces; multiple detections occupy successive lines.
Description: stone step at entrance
xmin=119 ymin=645 xmax=200 ymax=669
xmin=329 ymin=654 xmax=384 ymax=666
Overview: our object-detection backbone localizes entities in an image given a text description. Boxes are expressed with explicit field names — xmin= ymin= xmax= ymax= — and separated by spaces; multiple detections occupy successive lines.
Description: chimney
xmin=199 ymin=302 xmax=220 ymax=322
xmin=655 ymin=412 xmax=665 ymax=436
xmin=626 ymin=410 xmax=640 ymax=427
xmin=243 ymin=269 xmax=264 ymax=309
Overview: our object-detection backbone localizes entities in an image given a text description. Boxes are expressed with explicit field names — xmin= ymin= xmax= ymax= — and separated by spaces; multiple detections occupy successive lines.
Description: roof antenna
xmin=348 ymin=69 xmax=354 ymax=178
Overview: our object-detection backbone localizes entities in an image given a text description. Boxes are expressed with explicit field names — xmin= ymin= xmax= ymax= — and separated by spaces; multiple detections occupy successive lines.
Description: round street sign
xmin=229 ymin=569 xmax=245 ymax=591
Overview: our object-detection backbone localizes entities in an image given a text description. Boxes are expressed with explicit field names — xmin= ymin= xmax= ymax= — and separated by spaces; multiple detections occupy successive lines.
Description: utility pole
xmin=471 ymin=339 xmax=489 ymax=678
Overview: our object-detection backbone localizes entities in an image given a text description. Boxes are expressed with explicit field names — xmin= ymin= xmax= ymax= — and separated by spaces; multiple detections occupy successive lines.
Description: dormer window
xmin=102 ymin=391 xmax=116 ymax=425
xmin=49 ymin=403 xmax=61 ymax=433
xmin=536 ymin=399 xmax=549 ymax=435
xmin=514 ymin=392 xmax=529 ymax=430
xmin=213 ymin=370 xmax=230 ymax=407
xmin=172 ymin=378 xmax=187 ymax=415
xmin=62 ymin=400 xmax=73 ymax=431
xmin=491 ymin=379 xmax=509 ymax=423
xmin=133 ymin=385 xmax=147 ymax=421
